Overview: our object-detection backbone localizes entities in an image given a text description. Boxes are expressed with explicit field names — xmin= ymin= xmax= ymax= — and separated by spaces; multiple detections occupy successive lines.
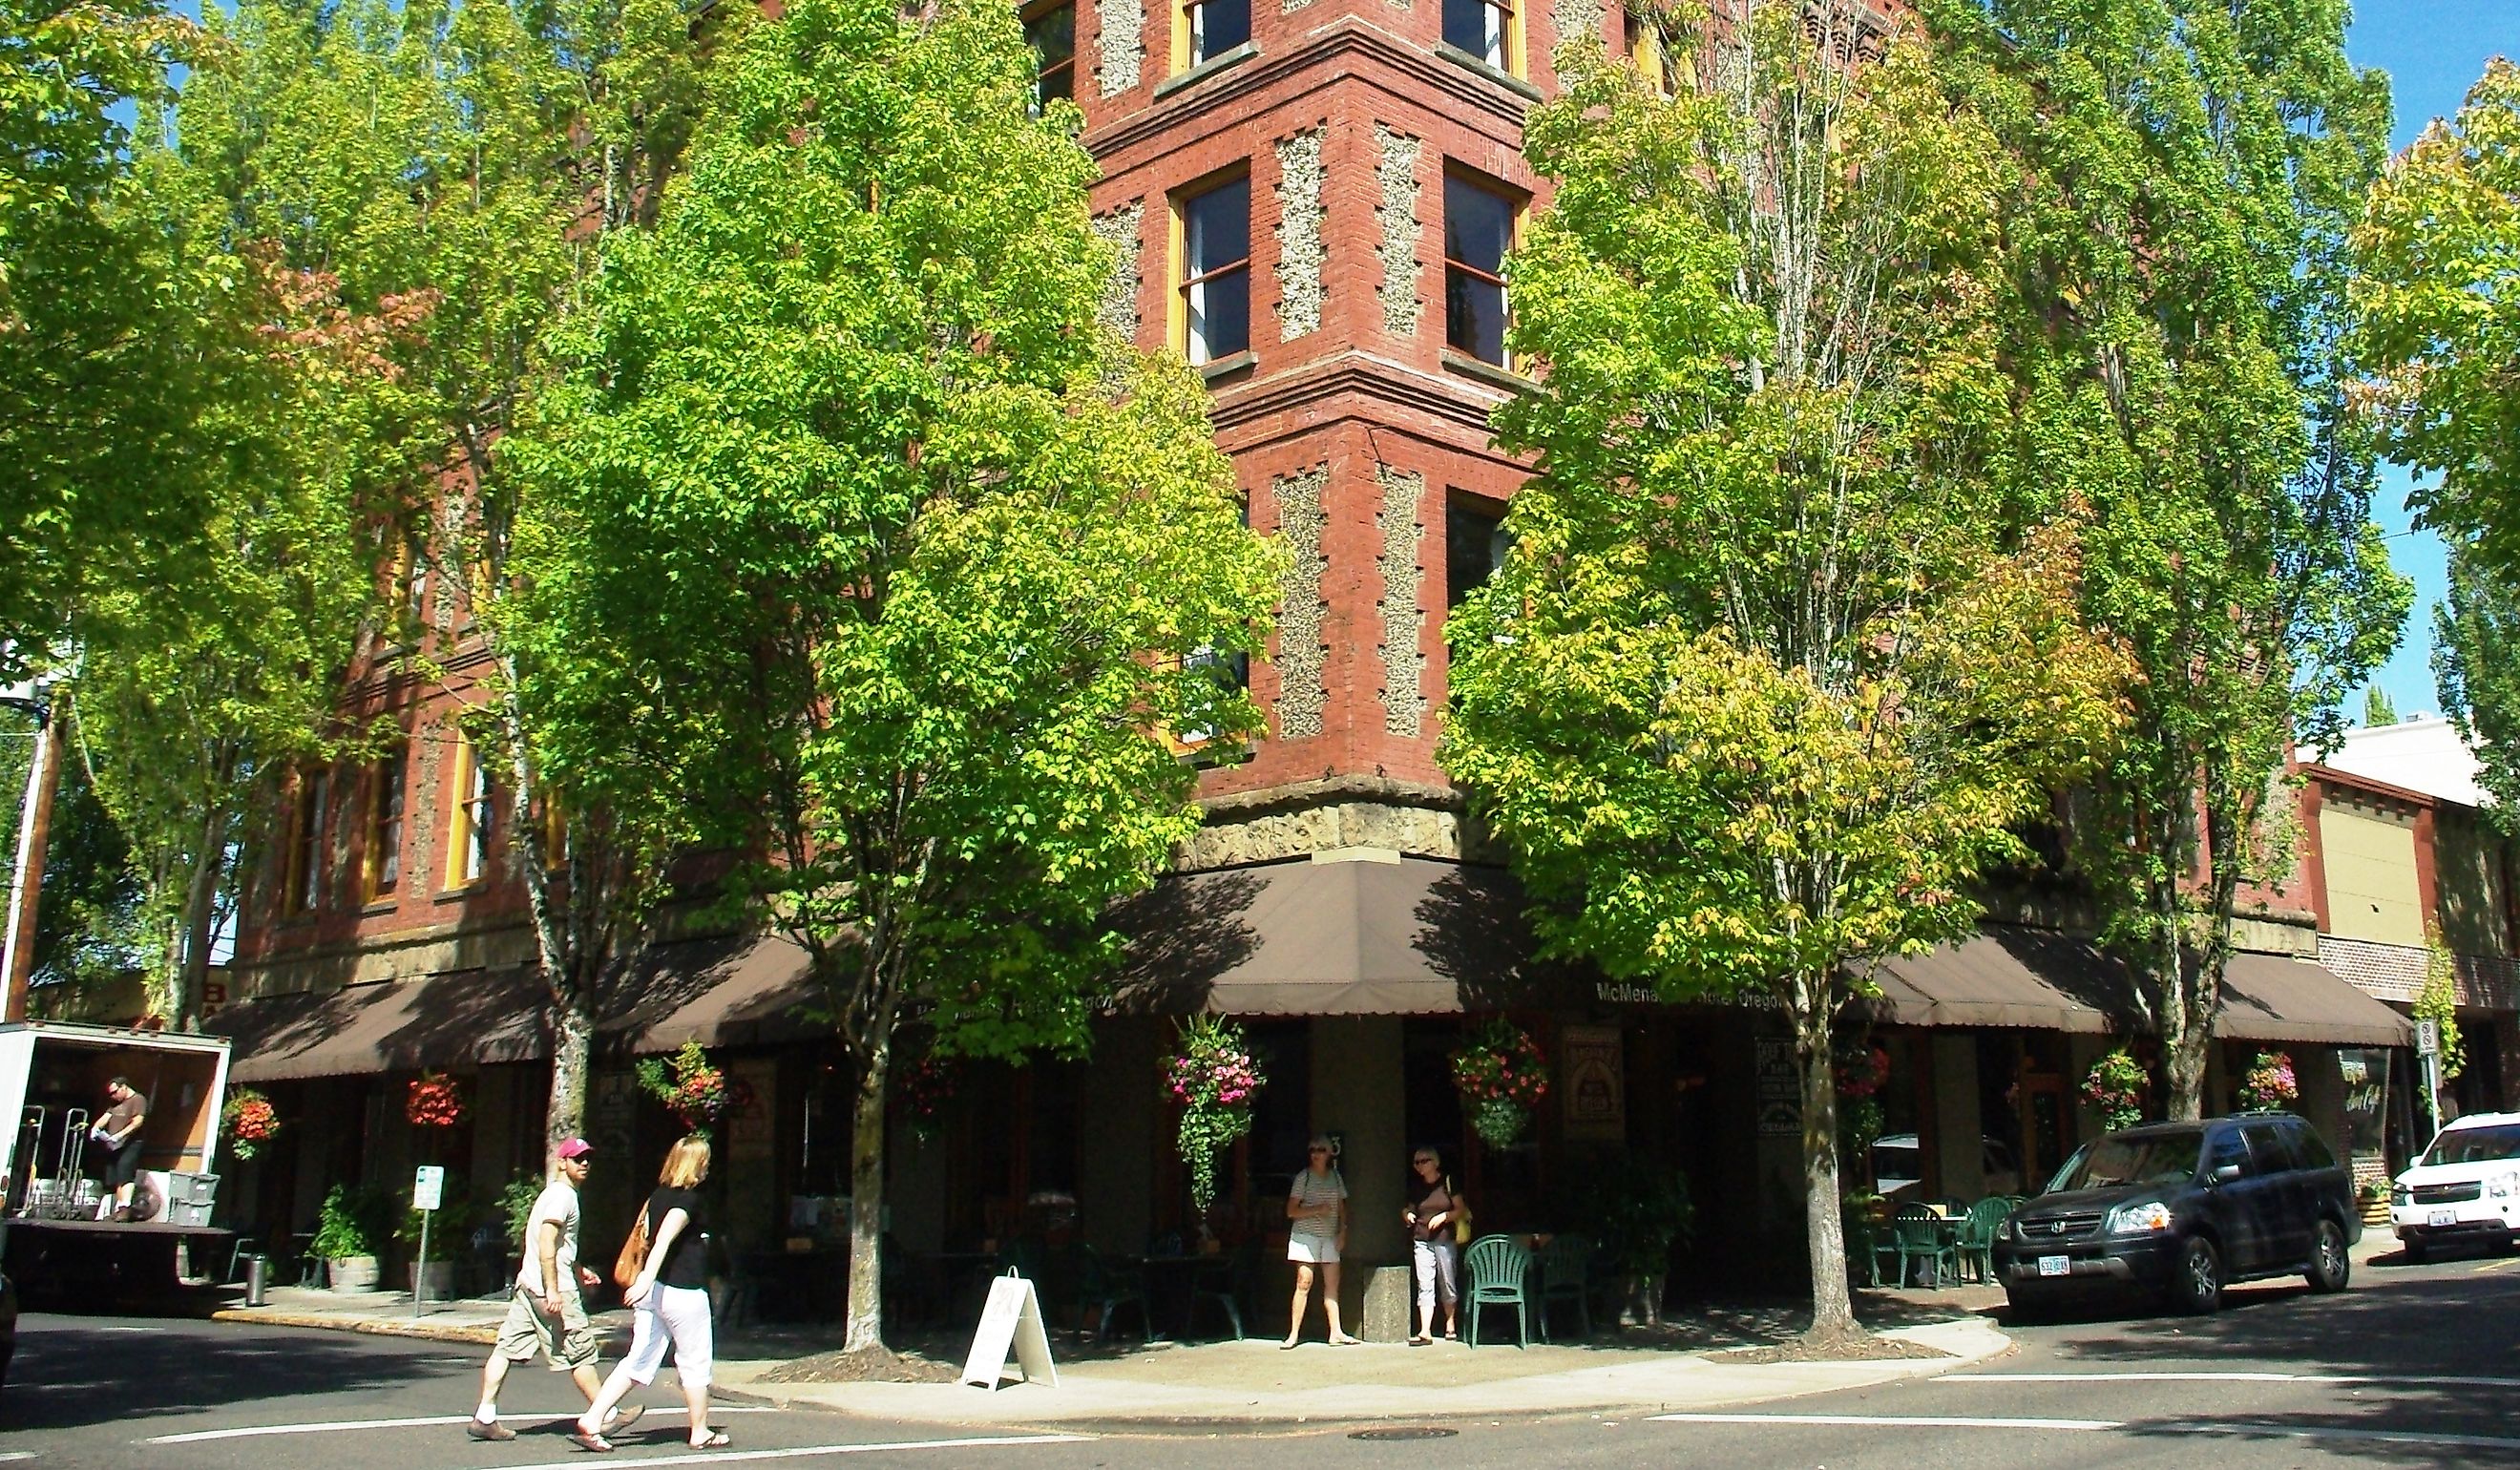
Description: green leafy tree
xmin=2362 ymin=685 xmax=2396 ymax=727
xmin=503 ymin=0 xmax=1281 ymax=1358
xmin=2415 ymin=927 xmax=2466 ymax=1085
xmin=1446 ymin=6 xmax=2129 ymax=1345
xmin=2432 ymin=543 xmax=2520 ymax=821
xmin=0 ymin=0 xmax=202 ymax=674
xmin=168 ymin=0 xmax=709 ymax=1136
xmin=1936 ymin=0 xmax=2411 ymax=1120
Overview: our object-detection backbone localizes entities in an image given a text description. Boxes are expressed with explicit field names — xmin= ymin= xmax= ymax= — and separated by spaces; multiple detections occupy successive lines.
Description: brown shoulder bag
xmin=611 ymin=1200 xmax=653 ymax=1289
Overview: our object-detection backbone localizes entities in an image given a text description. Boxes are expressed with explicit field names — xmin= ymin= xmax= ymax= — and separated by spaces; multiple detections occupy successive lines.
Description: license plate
xmin=2037 ymin=1254 xmax=2070 ymax=1277
xmin=2430 ymin=1209 xmax=2456 ymax=1228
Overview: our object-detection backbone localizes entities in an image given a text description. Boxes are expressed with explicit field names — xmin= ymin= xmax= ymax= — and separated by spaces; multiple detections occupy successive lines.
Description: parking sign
xmin=412 ymin=1165 xmax=445 ymax=1212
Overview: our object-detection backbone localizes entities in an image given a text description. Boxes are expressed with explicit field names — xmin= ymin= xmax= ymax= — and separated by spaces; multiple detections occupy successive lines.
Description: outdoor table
xmin=1127 ymin=1252 xmax=1237 ymax=1341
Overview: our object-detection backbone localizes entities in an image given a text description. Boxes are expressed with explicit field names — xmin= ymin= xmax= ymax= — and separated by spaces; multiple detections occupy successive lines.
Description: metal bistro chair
xmin=1462 ymin=1235 xmax=1533 ymax=1349
xmin=1080 ymin=1244 xmax=1153 ymax=1343
xmin=1891 ymin=1204 xmax=1960 ymax=1288
xmin=1958 ymin=1198 xmax=2013 ymax=1284
xmin=1536 ymin=1234 xmax=1592 ymax=1341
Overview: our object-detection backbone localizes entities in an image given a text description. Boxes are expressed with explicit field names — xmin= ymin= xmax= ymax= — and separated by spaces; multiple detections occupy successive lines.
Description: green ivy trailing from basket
xmin=1165 ymin=1015 xmax=1264 ymax=1217
xmin=1452 ymin=1016 xmax=1548 ymax=1149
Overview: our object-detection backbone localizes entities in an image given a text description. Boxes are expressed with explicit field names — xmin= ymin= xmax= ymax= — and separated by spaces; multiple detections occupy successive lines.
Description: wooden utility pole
xmin=3 ymin=690 xmax=62 ymax=1021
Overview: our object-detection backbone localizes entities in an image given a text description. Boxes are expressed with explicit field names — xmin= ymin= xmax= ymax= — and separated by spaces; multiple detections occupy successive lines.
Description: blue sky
xmin=2343 ymin=2 xmax=2511 ymax=721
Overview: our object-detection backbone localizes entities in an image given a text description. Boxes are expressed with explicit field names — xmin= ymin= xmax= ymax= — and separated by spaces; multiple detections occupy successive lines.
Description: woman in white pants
xmin=577 ymin=1136 xmax=725 ymax=1452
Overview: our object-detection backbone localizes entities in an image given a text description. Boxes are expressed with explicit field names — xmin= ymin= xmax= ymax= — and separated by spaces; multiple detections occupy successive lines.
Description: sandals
xmin=690 ymin=1430 xmax=731 ymax=1449
xmin=1330 ymin=1334 xmax=1363 ymax=1346
xmin=568 ymin=1427 xmax=616 ymax=1454
xmin=1407 ymin=1334 xmax=1433 ymax=1347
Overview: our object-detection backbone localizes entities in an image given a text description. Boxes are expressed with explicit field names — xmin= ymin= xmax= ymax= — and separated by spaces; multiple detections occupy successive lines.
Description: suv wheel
xmin=2403 ymin=1238 xmax=2431 ymax=1266
xmin=2304 ymin=1219 xmax=2349 ymax=1292
xmin=2004 ymin=1288 xmax=2053 ymax=1325
xmin=2168 ymin=1234 xmax=2222 ymax=1314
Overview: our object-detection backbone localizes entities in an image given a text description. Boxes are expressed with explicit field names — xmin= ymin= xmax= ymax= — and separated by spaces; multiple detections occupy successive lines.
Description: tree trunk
xmin=1793 ymin=982 xmax=1862 ymax=1344
xmin=2162 ymin=1000 xmax=2208 ymax=1123
xmin=545 ymin=991 xmax=594 ymax=1161
xmin=845 ymin=1035 xmax=892 ymax=1354
xmin=174 ymin=803 xmax=231 ymax=1032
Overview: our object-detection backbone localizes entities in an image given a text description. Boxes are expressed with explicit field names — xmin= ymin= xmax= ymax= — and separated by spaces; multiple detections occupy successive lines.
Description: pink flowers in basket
xmin=2239 ymin=1051 xmax=2299 ymax=1112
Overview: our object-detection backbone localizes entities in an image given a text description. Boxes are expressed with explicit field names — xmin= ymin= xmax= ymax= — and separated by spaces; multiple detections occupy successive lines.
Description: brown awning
xmin=209 ymin=933 xmax=830 ymax=1082
xmin=1108 ymin=854 xmax=1547 ymax=1016
xmin=599 ymin=932 xmax=824 ymax=1054
xmin=2216 ymin=951 xmax=2414 ymax=1048
xmin=208 ymin=966 xmax=548 ymax=1083
xmin=1863 ymin=929 xmax=2140 ymax=1033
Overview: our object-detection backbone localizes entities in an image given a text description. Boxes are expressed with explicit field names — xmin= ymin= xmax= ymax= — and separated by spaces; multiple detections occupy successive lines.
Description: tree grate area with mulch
xmin=756 ymin=1345 xmax=959 ymax=1383
xmin=1713 ymin=1334 xmax=1954 ymax=1364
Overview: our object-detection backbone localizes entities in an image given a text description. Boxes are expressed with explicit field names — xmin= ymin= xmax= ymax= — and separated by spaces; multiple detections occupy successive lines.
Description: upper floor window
xmin=1444 ymin=173 xmax=1520 ymax=368
xmin=445 ymin=733 xmax=494 ymax=889
xmin=364 ymin=748 xmax=406 ymax=899
xmin=1446 ymin=495 xmax=1509 ymax=610
xmin=1180 ymin=0 xmax=1250 ymax=70
xmin=285 ymin=768 xmax=330 ymax=914
xmin=1175 ymin=172 xmax=1251 ymax=365
xmin=1443 ymin=0 xmax=1518 ymax=74
xmin=1624 ymin=10 xmax=1681 ymax=94
xmin=1024 ymin=1 xmax=1076 ymax=109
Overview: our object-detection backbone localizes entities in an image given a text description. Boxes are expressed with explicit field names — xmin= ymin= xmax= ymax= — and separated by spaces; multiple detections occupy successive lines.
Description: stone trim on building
xmin=1096 ymin=0 xmax=1144 ymax=99
xmin=1272 ymin=130 xmax=1325 ymax=342
xmin=1091 ymin=201 xmax=1144 ymax=342
xmin=1376 ymin=466 xmax=1428 ymax=739
xmin=1373 ymin=124 xmax=1423 ymax=337
xmin=1271 ymin=466 xmax=1332 ymax=741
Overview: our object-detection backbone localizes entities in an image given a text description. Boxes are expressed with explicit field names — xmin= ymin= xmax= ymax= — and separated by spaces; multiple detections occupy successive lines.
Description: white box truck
xmin=0 ymin=1020 xmax=235 ymax=1302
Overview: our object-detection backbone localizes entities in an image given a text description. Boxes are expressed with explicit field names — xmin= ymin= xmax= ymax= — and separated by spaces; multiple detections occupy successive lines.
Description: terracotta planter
xmin=326 ymin=1254 xmax=382 ymax=1292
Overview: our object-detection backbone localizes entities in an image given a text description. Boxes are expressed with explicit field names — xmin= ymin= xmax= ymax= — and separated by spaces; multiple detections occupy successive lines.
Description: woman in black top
xmin=577 ymin=1136 xmax=726 ymax=1450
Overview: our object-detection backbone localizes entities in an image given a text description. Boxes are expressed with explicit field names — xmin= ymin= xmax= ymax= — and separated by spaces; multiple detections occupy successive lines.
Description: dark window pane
xmin=1186 ymin=177 xmax=1249 ymax=274
xmin=1026 ymin=5 xmax=1075 ymax=108
xmin=1194 ymin=0 xmax=1250 ymax=61
xmin=1184 ymin=177 xmax=1250 ymax=363
xmin=1443 ymin=0 xmax=1506 ymax=67
xmin=1446 ymin=501 xmax=1504 ymax=609
xmin=1444 ymin=176 xmax=1512 ymax=275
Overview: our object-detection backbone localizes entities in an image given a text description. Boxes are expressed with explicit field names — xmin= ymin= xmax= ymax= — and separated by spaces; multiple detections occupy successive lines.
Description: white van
xmin=2391 ymin=1111 xmax=2520 ymax=1263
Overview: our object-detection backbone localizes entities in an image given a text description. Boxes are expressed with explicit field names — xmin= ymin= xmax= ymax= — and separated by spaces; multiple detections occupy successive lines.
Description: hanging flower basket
xmin=1452 ymin=1017 xmax=1548 ymax=1149
xmin=2239 ymin=1051 xmax=2299 ymax=1112
xmin=638 ymin=1040 xmax=729 ymax=1134
xmin=2080 ymin=1048 xmax=2148 ymax=1132
xmin=1164 ymin=1016 xmax=1264 ymax=1217
xmin=894 ymin=1052 xmax=955 ymax=1144
xmin=407 ymin=1073 xmax=465 ymax=1128
xmin=221 ymin=1088 xmax=281 ymax=1161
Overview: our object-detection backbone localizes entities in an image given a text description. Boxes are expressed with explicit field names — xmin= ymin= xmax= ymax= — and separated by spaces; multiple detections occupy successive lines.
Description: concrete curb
xmin=210 ymin=1308 xmax=499 ymax=1345
xmin=709 ymin=1317 xmax=2013 ymax=1436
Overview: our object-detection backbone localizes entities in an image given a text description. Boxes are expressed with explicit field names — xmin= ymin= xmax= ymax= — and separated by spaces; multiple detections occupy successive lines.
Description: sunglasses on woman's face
xmin=1310 ymin=1146 xmax=1330 ymax=1155
xmin=1413 ymin=1158 xmax=1437 ymax=1166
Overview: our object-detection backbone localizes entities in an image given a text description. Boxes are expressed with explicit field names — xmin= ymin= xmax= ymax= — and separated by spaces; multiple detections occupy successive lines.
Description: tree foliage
xmin=503 ymin=0 xmax=1281 ymax=1354
xmin=1446 ymin=3 xmax=2128 ymax=1342
xmin=2352 ymin=59 xmax=2520 ymax=824
xmin=1934 ymin=0 xmax=2410 ymax=1119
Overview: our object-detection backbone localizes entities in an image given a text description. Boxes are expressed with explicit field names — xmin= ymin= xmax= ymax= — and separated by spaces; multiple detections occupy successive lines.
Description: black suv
xmin=1992 ymin=1112 xmax=2359 ymax=1318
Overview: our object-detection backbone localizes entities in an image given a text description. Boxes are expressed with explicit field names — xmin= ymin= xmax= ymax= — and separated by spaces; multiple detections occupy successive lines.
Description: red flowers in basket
xmin=407 ymin=1072 xmax=465 ymax=1128
xmin=638 ymin=1040 xmax=729 ymax=1131
xmin=1453 ymin=1018 xmax=1548 ymax=1148
xmin=221 ymin=1089 xmax=280 ymax=1160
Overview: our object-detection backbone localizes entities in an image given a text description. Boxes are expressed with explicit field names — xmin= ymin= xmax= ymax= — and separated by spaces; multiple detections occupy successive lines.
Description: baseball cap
xmin=556 ymin=1138 xmax=596 ymax=1161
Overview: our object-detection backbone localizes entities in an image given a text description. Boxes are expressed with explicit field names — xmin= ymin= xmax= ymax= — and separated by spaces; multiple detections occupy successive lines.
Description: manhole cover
xmin=1349 ymin=1427 xmax=1460 ymax=1440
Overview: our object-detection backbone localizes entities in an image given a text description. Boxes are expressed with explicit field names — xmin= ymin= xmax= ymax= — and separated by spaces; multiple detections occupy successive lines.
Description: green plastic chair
xmin=1891 ymin=1205 xmax=1958 ymax=1288
xmin=1462 ymin=1234 xmax=1533 ymax=1348
xmin=1843 ymin=1211 xmax=1889 ymax=1288
xmin=1958 ymin=1198 xmax=2012 ymax=1284
xmin=1536 ymin=1234 xmax=1592 ymax=1341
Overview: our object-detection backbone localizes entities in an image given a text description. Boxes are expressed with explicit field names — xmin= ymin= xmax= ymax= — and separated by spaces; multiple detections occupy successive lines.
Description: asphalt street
xmin=3 ymin=1242 xmax=2512 ymax=1468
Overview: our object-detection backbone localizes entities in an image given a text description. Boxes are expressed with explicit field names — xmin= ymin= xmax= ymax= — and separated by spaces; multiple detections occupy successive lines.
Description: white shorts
xmin=620 ymin=1283 xmax=715 ymax=1389
xmin=1287 ymin=1234 xmax=1339 ymax=1265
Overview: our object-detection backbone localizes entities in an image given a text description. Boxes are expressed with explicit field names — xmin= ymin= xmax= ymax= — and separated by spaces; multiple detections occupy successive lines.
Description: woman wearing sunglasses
xmin=1283 ymin=1134 xmax=1360 ymax=1347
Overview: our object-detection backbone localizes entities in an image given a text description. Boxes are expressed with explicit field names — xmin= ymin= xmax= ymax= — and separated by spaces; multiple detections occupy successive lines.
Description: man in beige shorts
xmin=468 ymin=1138 xmax=642 ymax=1442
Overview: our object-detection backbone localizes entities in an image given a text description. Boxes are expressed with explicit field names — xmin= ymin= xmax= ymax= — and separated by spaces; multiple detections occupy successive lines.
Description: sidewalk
xmin=217 ymin=1278 xmax=2011 ymax=1430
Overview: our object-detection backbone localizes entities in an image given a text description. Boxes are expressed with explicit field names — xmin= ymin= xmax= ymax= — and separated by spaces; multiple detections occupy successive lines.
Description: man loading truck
xmin=92 ymin=1076 xmax=146 ymax=1220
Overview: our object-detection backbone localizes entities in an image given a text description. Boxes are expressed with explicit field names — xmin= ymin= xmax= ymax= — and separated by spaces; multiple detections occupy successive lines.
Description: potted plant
xmin=1576 ymin=1164 xmax=1695 ymax=1328
xmin=637 ymin=1040 xmax=730 ymax=1136
xmin=2359 ymin=1176 xmax=2392 ymax=1228
xmin=220 ymin=1088 xmax=281 ymax=1161
xmin=2238 ymin=1051 xmax=2300 ymax=1112
xmin=400 ymin=1179 xmax=468 ymax=1298
xmin=2080 ymin=1048 xmax=2148 ymax=1132
xmin=312 ymin=1185 xmax=388 ymax=1292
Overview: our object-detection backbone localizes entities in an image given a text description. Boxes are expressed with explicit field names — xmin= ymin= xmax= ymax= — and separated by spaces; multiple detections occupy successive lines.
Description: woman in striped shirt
xmin=1282 ymin=1134 xmax=1360 ymax=1347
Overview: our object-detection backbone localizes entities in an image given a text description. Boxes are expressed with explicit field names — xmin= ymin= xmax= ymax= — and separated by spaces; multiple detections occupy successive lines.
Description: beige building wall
xmin=2319 ymin=803 xmax=2426 ymax=947
xmin=1311 ymin=1017 xmax=1406 ymax=1325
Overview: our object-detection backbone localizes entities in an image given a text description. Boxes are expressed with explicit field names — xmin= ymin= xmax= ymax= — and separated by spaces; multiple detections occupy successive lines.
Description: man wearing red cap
xmin=468 ymin=1139 xmax=641 ymax=1442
